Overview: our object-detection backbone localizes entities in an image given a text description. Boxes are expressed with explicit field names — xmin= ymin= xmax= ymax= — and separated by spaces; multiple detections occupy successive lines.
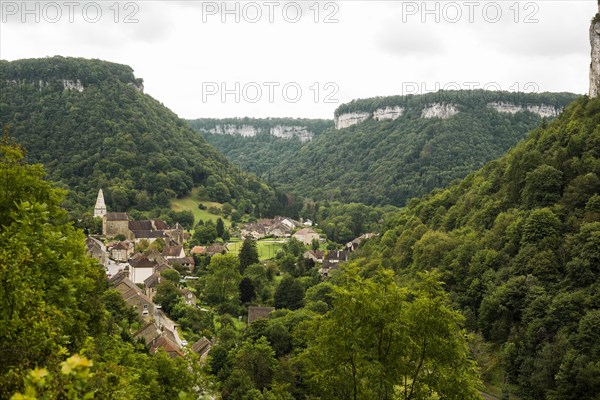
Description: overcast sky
xmin=1 ymin=1 xmax=597 ymax=119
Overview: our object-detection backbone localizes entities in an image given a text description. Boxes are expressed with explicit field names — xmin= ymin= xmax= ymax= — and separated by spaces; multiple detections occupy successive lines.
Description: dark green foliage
xmin=274 ymin=276 xmax=305 ymax=310
xmin=239 ymin=237 xmax=259 ymax=274
xmin=354 ymin=96 xmax=600 ymax=398
xmin=0 ymin=57 xmax=300 ymax=218
xmin=193 ymin=223 xmax=218 ymax=245
xmin=200 ymin=90 xmax=578 ymax=207
xmin=0 ymin=141 xmax=204 ymax=398
xmin=239 ymin=277 xmax=256 ymax=303
xmin=154 ymin=281 xmax=181 ymax=314
xmin=216 ymin=217 xmax=225 ymax=238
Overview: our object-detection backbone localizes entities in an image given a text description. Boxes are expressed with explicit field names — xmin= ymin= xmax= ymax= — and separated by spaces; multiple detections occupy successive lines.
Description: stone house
xmin=129 ymin=254 xmax=158 ymax=285
xmin=162 ymin=245 xmax=185 ymax=259
xmin=248 ymin=306 xmax=275 ymax=324
xmin=181 ymin=288 xmax=197 ymax=306
xmin=292 ymin=228 xmax=320 ymax=245
xmin=108 ymin=241 xmax=134 ymax=262
xmin=303 ymin=250 xmax=325 ymax=263
xmin=103 ymin=212 xmax=131 ymax=239
xmin=85 ymin=236 xmax=107 ymax=265
xmin=144 ymin=271 xmax=161 ymax=301
xmin=191 ymin=337 xmax=212 ymax=360
xmin=110 ymin=272 xmax=155 ymax=317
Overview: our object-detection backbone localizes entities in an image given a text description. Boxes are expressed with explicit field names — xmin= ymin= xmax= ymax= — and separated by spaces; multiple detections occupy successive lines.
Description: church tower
xmin=94 ymin=189 xmax=107 ymax=218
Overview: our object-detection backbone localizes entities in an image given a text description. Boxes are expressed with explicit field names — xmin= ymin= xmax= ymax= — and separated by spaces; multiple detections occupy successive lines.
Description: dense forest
xmin=198 ymin=91 xmax=578 ymax=207
xmin=0 ymin=57 xmax=302 ymax=221
xmin=350 ymin=95 xmax=600 ymax=398
xmin=0 ymin=140 xmax=206 ymax=399
xmin=0 ymin=137 xmax=482 ymax=399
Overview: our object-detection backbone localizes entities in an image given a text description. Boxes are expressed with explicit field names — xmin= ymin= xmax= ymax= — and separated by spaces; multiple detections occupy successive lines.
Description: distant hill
xmin=188 ymin=117 xmax=333 ymax=142
xmin=0 ymin=57 xmax=300 ymax=218
xmin=353 ymin=94 xmax=600 ymax=398
xmin=197 ymin=90 xmax=579 ymax=207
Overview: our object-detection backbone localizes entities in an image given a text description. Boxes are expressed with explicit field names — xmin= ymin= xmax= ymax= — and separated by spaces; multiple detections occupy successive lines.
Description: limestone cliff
xmin=590 ymin=2 xmax=600 ymax=97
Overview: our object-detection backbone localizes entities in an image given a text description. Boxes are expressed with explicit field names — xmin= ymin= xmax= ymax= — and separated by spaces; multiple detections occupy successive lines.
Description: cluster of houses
xmin=87 ymin=189 xmax=377 ymax=356
xmin=240 ymin=216 xmax=313 ymax=240
xmin=109 ymin=269 xmax=210 ymax=359
xmin=304 ymin=233 xmax=376 ymax=277
xmin=87 ymin=190 xmax=208 ymax=358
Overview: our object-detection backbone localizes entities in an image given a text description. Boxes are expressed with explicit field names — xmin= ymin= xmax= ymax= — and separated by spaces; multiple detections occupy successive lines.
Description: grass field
xmin=170 ymin=188 xmax=231 ymax=227
xmin=227 ymin=239 xmax=286 ymax=261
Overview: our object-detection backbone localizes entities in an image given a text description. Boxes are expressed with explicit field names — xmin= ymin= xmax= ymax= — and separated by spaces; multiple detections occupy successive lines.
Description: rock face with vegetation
xmin=0 ymin=57 xmax=300 ymax=220
xmin=590 ymin=2 xmax=600 ymax=97
xmin=200 ymin=90 xmax=578 ymax=207
xmin=189 ymin=117 xmax=332 ymax=142
xmin=354 ymin=95 xmax=600 ymax=398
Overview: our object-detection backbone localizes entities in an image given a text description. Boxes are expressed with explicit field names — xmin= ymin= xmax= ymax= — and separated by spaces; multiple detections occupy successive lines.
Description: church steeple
xmin=94 ymin=189 xmax=107 ymax=218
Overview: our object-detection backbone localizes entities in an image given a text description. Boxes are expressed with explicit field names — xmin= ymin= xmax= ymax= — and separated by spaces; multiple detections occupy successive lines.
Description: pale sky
xmin=0 ymin=1 xmax=597 ymax=119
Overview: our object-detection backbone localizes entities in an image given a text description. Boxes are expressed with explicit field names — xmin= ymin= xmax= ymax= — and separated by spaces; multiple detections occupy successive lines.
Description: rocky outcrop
xmin=590 ymin=3 xmax=600 ymax=98
xmin=373 ymin=106 xmax=405 ymax=121
xmin=271 ymin=125 xmax=313 ymax=142
xmin=334 ymin=112 xmax=371 ymax=129
xmin=62 ymin=79 xmax=84 ymax=92
xmin=210 ymin=124 xmax=259 ymax=137
xmin=487 ymin=102 xmax=562 ymax=118
xmin=207 ymin=124 xmax=314 ymax=141
xmin=6 ymin=78 xmax=84 ymax=92
xmin=421 ymin=103 xmax=459 ymax=119
xmin=128 ymin=82 xmax=144 ymax=93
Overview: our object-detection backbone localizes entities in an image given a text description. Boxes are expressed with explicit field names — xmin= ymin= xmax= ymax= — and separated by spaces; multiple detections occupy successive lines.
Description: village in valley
xmin=86 ymin=189 xmax=375 ymax=359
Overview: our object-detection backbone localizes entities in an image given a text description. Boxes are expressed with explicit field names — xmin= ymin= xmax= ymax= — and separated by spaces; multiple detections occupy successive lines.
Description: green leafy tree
xmin=239 ymin=237 xmax=259 ymax=274
xmin=154 ymin=282 xmax=181 ymax=314
xmin=161 ymin=269 xmax=181 ymax=284
xmin=274 ymin=277 xmax=305 ymax=310
xmin=300 ymin=267 xmax=481 ymax=400
xmin=194 ymin=224 xmax=218 ymax=245
xmin=216 ymin=218 xmax=225 ymax=238
xmin=0 ymin=141 xmax=105 ymax=397
xmin=205 ymin=254 xmax=242 ymax=307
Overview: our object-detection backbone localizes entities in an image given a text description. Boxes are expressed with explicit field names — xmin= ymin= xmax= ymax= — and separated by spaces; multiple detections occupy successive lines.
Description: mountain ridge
xmin=0 ymin=56 xmax=301 ymax=221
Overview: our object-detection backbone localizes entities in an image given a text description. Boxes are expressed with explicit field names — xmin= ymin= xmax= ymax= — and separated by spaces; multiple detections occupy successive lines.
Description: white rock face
xmin=421 ymin=103 xmax=459 ymax=119
xmin=373 ymin=106 xmax=405 ymax=121
xmin=590 ymin=6 xmax=600 ymax=98
xmin=62 ymin=79 xmax=84 ymax=92
xmin=208 ymin=124 xmax=314 ymax=141
xmin=525 ymin=104 xmax=562 ymax=117
xmin=334 ymin=112 xmax=371 ymax=129
xmin=487 ymin=102 xmax=562 ymax=118
xmin=270 ymin=125 xmax=314 ymax=142
xmin=210 ymin=124 xmax=260 ymax=137
xmin=128 ymin=82 xmax=144 ymax=93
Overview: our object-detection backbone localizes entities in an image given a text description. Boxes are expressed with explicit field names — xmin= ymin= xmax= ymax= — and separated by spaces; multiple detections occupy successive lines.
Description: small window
xmin=143 ymin=304 xmax=148 ymax=309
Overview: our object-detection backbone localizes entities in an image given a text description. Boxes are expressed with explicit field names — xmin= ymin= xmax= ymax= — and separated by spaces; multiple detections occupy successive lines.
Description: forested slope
xmin=198 ymin=91 xmax=578 ymax=206
xmin=353 ymin=95 xmax=600 ymax=398
xmin=0 ymin=57 xmax=299 ymax=218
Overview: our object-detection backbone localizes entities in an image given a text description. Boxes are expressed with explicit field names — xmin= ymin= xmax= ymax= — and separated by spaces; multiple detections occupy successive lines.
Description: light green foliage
xmin=300 ymin=267 xmax=481 ymax=400
xmin=0 ymin=141 xmax=104 ymax=396
xmin=0 ymin=141 xmax=208 ymax=398
xmin=11 ymin=354 xmax=95 ymax=400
